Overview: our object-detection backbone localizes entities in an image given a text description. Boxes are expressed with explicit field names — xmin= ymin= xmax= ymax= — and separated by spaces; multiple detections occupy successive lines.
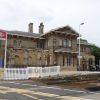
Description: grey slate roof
xmin=77 ymin=39 xmax=92 ymax=46
xmin=0 ymin=29 xmax=44 ymax=39
xmin=0 ymin=25 xmax=79 ymax=39
xmin=7 ymin=30 xmax=41 ymax=38
xmin=42 ymin=25 xmax=79 ymax=36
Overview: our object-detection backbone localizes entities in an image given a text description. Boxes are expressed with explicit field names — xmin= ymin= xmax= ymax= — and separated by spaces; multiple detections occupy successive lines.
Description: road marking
xmin=39 ymin=85 xmax=87 ymax=93
xmin=29 ymin=91 xmax=93 ymax=100
xmin=57 ymin=96 xmax=92 ymax=100
xmin=22 ymin=93 xmax=39 ymax=100
xmin=7 ymin=82 xmax=38 ymax=87
xmin=30 ymin=91 xmax=59 ymax=97
xmin=7 ymin=82 xmax=87 ymax=93
xmin=5 ymin=81 xmax=96 ymax=94
xmin=0 ymin=85 xmax=92 ymax=100
xmin=0 ymin=99 xmax=8 ymax=100
xmin=20 ymin=83 xmax=37 ymax=87
xmin=28 ymin=87 xmax=44 ymax=90
xmin=0 ymin=90 xmax=6 ymax=94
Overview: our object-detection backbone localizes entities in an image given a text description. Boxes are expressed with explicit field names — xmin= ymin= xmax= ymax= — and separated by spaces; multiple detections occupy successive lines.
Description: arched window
xmin=14 ymin=55 xmax=20 ymax=65
xmin=47 ymin=54 xmax=50 ymax=65
xmin=28 ymin=56 xmax=32 ymax=65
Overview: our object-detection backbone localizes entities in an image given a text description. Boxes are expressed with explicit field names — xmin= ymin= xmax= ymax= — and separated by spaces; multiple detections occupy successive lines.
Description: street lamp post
xmin=78 ymin=23 xmax=84 ymax=71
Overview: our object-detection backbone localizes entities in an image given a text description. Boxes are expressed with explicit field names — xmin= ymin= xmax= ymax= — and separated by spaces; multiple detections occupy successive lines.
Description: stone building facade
xmin=77 ymin=39 xmax=95 ymax=70
xmin=0 ymin=23 xmax=95 ymax=71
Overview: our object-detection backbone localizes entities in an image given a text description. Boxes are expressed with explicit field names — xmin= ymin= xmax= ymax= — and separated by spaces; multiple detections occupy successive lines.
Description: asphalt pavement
xmin=0 ymin=81 xmax=100 ymax=100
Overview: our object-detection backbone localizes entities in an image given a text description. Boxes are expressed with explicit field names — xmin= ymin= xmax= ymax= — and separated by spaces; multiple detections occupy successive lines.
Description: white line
xmin=22 ymin=93 xmax=39 ymax=100
xmin=34 ymin=85 xmax=87 ymax=93
xmin=7 ymin=81 xmax=100 ymax=94
xmin=21 ymin=83 xmax=37 ymax=87
xmin=12 ymin=83 xmax=20 ymax=85
xmin=0 ymin=84 xmax=94 ymax=100
xmin=8 ymin=82 xmax=38 ymax=87
xmin=28 ymin=87 xmax=44 ymax=90
xmin=7 ymin=82 xmax=87 ymax=93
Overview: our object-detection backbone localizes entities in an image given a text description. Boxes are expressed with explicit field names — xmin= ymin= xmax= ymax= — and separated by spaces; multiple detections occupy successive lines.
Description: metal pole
xmin=78 ymin=25 xmax=81 ymax=71
xmin=4 ymin=32 xmax=7 ymax=74
xmin=78 ymin=23 xmax=84 ymax=71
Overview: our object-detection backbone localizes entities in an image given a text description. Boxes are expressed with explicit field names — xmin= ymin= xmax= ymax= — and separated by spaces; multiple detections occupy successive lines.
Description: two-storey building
xmin=42 ymin=25 xmax=79 ymax=71
xmin=0 ymin=23 xmax=95 ymax=71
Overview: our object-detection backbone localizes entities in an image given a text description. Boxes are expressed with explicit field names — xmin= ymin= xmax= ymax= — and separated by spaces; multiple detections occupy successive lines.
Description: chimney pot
xmin=39 ymin=22 xmax=44 ymax=34
xmin=28 ymin=23 xmax=33 ymax=33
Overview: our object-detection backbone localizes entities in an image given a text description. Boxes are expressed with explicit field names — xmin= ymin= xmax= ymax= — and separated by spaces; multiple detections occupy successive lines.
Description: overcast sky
xmin=0 ymin=0 xmax=100 ymax=47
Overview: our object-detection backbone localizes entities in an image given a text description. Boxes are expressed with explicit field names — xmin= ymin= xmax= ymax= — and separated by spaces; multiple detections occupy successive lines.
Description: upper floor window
xmin=86 ymin=47 xmax=90 ymax=53
xmin=48 ymin=39 xmax=52 ymax=47
xmin=37 ymin=42 xmax=43 ymax=49
xmin=82 ymin=47 xmax=87 ymax=52
xmin=53 ymin=38 xmax=57 ymax=47
xmin=18 ymin=40 xmax=22 ymax=47
xmin=62 ymin=39 xmax=71 ymax=47
xmin=63 ymin=39 xmax=67 ymax=47
xmin=67 ymin=39 xmax=71 ymax=47
xmin=13 ymin=40 xmax=17 ymax=46
xmin=37 ymin=41 xmax=43 ymax=48
xmin=13 ymin=40 xmax=22 ymax=48
xmin=59 ymin=39 xmax=63 ymax=46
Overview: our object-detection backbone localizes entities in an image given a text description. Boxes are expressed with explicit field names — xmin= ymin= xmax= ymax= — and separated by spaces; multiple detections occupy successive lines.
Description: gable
xmin=53 ymin=25 xmax=79 ymax=35
xmin=42 ymin=25 xmax=79 ymax=37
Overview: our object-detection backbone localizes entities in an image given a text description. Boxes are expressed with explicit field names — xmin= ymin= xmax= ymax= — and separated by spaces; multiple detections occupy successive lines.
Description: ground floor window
xmin=63 ymin=55 xmax=65 ymax=66
xmin=54 ymin=53 xmax=77 ymax=67
xmin=67 ymin=55 xmax=72 ymax=66
xmin=82 ymin=58 xmax=87 ymax=70
xmin=88 ymin=58 xmax=93 ymax=65
xmin=72 ymin=56 xmax=75 ymax=67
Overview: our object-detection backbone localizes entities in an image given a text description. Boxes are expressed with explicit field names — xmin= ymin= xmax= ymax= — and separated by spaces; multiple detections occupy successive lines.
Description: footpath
xmin=37 ymin=71 xmax=100 ymax=85
xmin=60 ymin=71 xmax=100 ymax=76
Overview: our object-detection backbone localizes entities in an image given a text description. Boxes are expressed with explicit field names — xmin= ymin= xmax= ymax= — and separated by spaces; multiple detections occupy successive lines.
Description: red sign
xmin=0 ymin=31 xmax=6 ymax=40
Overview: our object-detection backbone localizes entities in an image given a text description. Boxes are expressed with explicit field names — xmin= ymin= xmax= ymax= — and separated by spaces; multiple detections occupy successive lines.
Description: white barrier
xmin=28 ymin=66 xmax=60 ymax=78
xmin=4 ymin=68 xmax=28 ymax=80
xmin=4 ymin=66 xmax=60 ymax=80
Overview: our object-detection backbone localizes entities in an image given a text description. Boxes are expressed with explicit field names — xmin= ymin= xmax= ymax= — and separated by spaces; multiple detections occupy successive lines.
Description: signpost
xmin=0 ymin=31 xmax=7 ymax=73
xmin=0 ymin=31 xmax=6 ymax=40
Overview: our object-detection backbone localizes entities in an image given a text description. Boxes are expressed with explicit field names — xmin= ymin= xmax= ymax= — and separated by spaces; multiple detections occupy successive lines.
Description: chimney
xmin=28 ymin=23 xmax=33 ymax=33
xmin=39 ymin=22 xmax=44 ymax=34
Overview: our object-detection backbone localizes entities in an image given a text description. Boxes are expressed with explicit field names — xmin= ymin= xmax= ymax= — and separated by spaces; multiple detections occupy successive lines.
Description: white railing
xmin=4 ymin=66 xmax=60 ymax=80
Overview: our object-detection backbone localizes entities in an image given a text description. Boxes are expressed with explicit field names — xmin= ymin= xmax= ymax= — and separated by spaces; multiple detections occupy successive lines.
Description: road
xmin=0 ymin=81 xmax=100 ymax=100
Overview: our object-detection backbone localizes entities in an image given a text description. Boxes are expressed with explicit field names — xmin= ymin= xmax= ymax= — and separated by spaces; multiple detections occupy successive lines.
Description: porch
xmin=54 ymin=48 xmax=78 ymax=71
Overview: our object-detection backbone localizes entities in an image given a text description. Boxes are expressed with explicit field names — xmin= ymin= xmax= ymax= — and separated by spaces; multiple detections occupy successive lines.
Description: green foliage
xmin=91 ymin=45 xmax=100 ymax=65
xmin=91 ymin=45 xmax=100 ymax=57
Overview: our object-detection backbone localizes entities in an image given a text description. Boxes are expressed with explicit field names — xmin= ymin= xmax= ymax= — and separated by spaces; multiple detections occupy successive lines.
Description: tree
xmin=91 ymin=45 xmax=100 ymax=65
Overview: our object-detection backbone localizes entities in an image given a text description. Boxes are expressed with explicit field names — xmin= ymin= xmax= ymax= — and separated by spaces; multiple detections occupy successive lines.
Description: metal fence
xmin=4 ymin=66 xmax=60 ymax=80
